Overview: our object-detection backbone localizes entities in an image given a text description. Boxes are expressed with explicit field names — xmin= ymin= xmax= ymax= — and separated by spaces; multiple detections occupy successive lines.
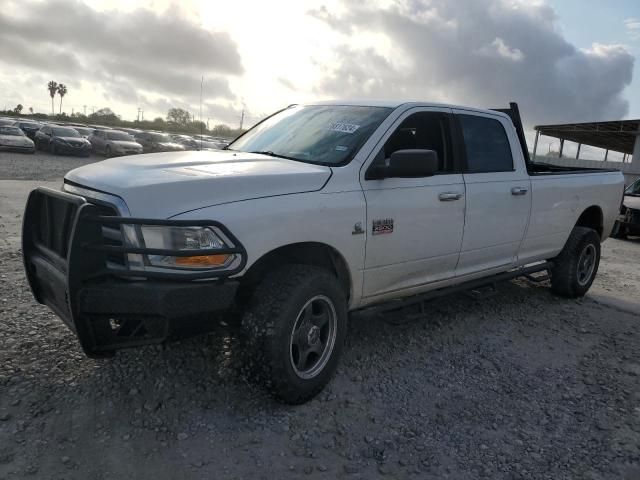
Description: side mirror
xmin=366 ymin=149 xmax=439 ymax=180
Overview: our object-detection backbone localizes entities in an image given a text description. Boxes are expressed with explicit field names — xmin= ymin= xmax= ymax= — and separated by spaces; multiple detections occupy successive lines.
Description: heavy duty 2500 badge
xmin=372 ymin=218 xmax=394 ymax=235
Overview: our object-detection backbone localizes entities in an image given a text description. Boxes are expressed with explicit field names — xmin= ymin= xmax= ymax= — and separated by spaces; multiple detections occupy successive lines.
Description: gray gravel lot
xmin=0 ymin=149 xmax=100 ymax=181
xmin=1 ymin=152 xmax=639 ymax=479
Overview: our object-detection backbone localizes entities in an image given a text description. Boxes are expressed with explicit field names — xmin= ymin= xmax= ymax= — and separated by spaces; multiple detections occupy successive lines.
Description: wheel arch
xmin=238 ymin=242 xmax=352 ymax=302
xmin=575 ymin=205 xmax=603 ymax=238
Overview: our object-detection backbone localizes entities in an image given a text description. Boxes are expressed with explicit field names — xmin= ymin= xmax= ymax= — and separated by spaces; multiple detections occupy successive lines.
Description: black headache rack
xmin=492 ymin=102 xmax=531 ymax=168
xmin=22 ymin=187 xmax=246 ymax=357
xmin=492 ymin=102 xmax=619 ymax=175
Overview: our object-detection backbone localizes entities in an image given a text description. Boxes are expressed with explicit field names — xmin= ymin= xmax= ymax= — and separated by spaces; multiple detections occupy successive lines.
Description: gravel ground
xmin=1 ymin=153 xmax=639 ymax=479
xmin=0 ymin=149 xmax=100 ymax=181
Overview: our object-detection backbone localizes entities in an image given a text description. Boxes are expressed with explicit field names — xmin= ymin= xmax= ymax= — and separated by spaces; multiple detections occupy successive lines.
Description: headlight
xmin=141 ymin=226 xmax=235 ymax=269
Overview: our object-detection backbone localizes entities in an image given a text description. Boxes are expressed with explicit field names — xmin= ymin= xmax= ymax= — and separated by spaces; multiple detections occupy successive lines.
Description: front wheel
xmin=242 ymin=265 xmax=347 ymax=404
xmin=551 ymin=226 xmax=601 ymax=298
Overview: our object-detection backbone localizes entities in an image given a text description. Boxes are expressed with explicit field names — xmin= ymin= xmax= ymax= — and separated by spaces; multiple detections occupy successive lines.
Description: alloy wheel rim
xmin=289 ymin=295 xmax=337 ymax=380
xmin=577 ymin=243 xmax=596 ymax=286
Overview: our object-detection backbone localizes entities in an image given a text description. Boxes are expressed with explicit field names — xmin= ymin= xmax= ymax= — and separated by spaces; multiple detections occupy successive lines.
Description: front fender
xmin=171 ymin=191 xmax=367 ymax=309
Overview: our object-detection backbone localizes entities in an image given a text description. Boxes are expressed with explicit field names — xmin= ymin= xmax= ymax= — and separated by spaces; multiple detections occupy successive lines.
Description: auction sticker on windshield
xmin=330 ymin=122 xmax=360 ymax=134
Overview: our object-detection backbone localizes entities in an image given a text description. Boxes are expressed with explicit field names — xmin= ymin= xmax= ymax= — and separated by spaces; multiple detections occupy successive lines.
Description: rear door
xmin=360 ymin=107 xmax=466 ymax=298
xmin=453 ymin=110 xmax=531 ymax=276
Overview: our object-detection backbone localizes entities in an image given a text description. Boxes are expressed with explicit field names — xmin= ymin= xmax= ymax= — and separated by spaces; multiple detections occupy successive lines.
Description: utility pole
xmin=137 ymin=108 xmax=141 ymax=122
xmin=200 ymin=76 xmax=204 ymax=148
xmin=92 ymin=106 xmax=95 ymax=114
xmin=72 ymin=107 xmax=74 ymax=115
xmin=83 ymin=105 xmax=87 ymax=115
xmin=239 ymin=108 xmax=245 ymax=130
xmin=141 ymin=110 xmax=144 ymax=121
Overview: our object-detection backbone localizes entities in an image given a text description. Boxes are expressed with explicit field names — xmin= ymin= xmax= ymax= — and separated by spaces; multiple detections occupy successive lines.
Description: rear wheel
xmin=551 ymin=226 xmax=601 ymax=298
xmin=242 ymin=264 xmax=347 ymax=404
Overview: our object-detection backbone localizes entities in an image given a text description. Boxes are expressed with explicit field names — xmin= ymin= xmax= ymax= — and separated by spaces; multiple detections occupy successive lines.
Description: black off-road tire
xmin=241 ymin=264 xmax=347 ymax=404
xmin=551 ymin=226 xmax=601 ymax=298
xmin=610 ymin=221 xmax=627 ymax=239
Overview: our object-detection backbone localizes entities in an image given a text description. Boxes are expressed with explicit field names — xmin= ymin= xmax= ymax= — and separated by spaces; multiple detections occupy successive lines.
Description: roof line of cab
xmin=301 ymin=99 xmax=510 ymax=120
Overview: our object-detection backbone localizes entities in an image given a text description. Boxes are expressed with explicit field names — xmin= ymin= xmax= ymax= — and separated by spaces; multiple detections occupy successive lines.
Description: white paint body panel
xmin=63 ymin=102 xmax=625 ymax=311
xmin=65 ymin=150 xmax=332 ymax=217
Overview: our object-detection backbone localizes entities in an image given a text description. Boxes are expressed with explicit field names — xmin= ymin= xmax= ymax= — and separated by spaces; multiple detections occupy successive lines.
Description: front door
xmin=360 ymin=108 xmax=466 ymax=299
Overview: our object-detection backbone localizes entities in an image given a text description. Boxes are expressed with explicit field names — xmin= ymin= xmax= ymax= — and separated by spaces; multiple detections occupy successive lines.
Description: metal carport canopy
xmin=534 ymin=119 xmax=640 ymax=155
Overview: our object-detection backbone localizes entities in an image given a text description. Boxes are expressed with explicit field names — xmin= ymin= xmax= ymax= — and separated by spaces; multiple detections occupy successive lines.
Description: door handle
xmin=511 ymin=186 xmax=528 ymax=196
xmin=439 ymin=192 xmax=464 ymax=201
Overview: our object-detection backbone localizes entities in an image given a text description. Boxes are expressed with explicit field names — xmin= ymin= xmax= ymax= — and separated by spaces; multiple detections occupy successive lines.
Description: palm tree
xmin=47 ymin=81 xmax=58 ymax=115
xmin=57 ymin=84 xmax=67 ymax=115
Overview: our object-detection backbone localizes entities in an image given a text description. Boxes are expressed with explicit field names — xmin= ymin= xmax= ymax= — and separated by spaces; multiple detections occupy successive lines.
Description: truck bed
xmin=528 ymin=161 xmax=620 ymax=175
xmin=493 ymin=103 xmax=620 ymax=177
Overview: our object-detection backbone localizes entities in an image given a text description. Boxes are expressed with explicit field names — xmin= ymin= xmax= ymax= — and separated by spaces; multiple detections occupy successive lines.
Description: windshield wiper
xmin=250 ymin=151 xmax=298 ymax=161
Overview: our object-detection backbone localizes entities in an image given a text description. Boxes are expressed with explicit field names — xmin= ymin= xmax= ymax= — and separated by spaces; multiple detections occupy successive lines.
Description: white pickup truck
xmin=23 ymin=101 xmax=624 ymax=403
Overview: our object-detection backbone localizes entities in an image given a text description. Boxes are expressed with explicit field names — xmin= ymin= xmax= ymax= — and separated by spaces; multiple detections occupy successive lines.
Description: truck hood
xmin=65 ymin=150 xmax=332 ymax=217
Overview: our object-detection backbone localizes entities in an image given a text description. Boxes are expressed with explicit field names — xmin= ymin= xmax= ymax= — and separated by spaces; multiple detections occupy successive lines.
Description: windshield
xmin=626 ymin=179 xmax=640 ymax=195
xmin=0 ymin=126 xmax=24 ymax=136
xmin=107 ymin=131 xmax=133 ymax=141
xmin=228 ymin=105 xmax=392 ymax=165
xmin=52 ymin=127 xmax=81 ymax=137
xmin=74 ymin=127 xmax=91 ymax=135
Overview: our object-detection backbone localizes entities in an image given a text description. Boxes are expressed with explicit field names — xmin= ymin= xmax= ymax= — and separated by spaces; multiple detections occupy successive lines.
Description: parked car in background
xmin=73 ymin=126 xmax=94 ymax=138
xmin=611 ymin=178 xmax=640 ymax=239
xmin=118 ymin=128 xmax=142 ymax=136
xmin=89 ymin=129 xmax=143 ymax=157
xmin=0 ymin=118 xmax=17 ymax=126
xmin=134 ymin=131 xmax=185 ymax=153
xmin=13 ymin=121 xmax=42 ymax=140
xmin=34 ymin=125 xmax=91 ymax=156
xmin=0 ymin=125 xmax=35 ymax=153
xmin=191 ymin=134 xmax=226 ymax=149
xmin=169 ymin=134 xmax=199 ymax=150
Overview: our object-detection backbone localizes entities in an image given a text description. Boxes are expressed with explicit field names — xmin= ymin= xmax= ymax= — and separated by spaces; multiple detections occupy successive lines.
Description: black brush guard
xmin=22 ymin=187 xmax=246 ymax=357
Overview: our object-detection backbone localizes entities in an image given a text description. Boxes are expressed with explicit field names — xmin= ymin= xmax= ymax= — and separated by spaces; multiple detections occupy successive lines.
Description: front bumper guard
xmin=22 ymin=187 xmax=246 ymax=357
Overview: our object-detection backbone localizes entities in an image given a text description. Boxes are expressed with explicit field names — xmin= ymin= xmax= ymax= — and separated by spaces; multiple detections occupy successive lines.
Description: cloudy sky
xmin=1 ymin=0 xmax=638 ymax=131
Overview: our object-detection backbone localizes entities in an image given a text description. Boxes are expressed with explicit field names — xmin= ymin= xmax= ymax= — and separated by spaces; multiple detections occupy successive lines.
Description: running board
xmin=362 ymin=262 xmax=554 ymax=314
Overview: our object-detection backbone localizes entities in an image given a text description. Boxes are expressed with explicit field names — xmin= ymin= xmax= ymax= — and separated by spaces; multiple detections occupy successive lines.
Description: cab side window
xmin=458 ymin=114 xmax=513 ymax=173
xmin=375 ymin=112 xmax=453 ymax=173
